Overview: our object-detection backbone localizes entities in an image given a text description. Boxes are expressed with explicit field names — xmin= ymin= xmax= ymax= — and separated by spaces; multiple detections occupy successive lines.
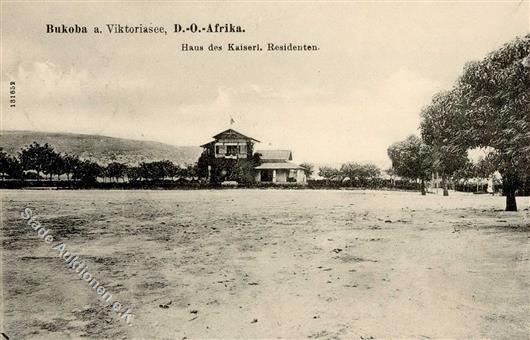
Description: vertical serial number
xmin=10 ymin=82 xmax=16 ymax=107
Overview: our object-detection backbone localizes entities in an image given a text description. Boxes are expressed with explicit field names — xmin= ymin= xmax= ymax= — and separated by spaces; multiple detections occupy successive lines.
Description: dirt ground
xmin=0 ymin=189 xmax=528 ymax=339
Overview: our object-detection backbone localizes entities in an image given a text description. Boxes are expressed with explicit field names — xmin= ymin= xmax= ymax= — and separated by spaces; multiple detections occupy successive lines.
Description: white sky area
xmin=1 ymin=2 xmax=529 ymax=167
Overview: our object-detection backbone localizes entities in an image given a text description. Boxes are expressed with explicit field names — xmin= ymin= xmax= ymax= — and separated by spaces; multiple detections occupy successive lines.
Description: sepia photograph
xmin=0 ymin=1 xmax=529 ymax=339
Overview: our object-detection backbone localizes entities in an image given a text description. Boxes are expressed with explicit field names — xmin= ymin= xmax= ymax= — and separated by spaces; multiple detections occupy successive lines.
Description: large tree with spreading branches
xmin=421 ymin=35 xmax=529 ymax=210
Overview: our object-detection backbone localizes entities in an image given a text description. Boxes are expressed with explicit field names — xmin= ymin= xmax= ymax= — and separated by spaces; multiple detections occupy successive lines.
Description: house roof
xmin=201 ymin=129 xmax=260 ymax=148
xmin=255 ymin=162 xmax=303 ymax=170
xmin=212 ymin=129 xmax=260 ymax=142
xmin=255 ymin=150 xmax=292 ymax=161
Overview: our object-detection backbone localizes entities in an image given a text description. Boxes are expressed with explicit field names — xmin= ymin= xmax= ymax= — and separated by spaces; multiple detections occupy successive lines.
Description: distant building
xmin=200 ymin=128 xmax=307 ymax=185
xmin=200 ymin=128 xmax=259 ymax=159
xmin=254 ymin=150 xmax=306 ymax=184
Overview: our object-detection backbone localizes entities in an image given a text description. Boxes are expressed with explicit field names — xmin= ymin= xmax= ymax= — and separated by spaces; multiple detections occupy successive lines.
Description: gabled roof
xmin=255 ymin=150 xmax=292 ymax=161
xmin=255 ymin=162 xmax=303 ymax=170
xmin=212 ymin=129 xmax=260 ymax=142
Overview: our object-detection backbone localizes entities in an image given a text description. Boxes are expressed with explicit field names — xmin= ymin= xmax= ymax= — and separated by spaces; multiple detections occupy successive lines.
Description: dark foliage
xmin=419 ymin=35 xmax=529 ymax=210
xmin=1 ymin=142 xmax=200 ymax=187
xmin=197 ymin=144 xmax=261 ymax=185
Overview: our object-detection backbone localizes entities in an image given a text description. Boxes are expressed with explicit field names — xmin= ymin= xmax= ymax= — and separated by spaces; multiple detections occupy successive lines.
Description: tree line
xmin=317 ymin=162 xmax=381 ymax=185
xmin=386 ymin=35 xmax=529 ymax=211
xmin=313 ymin=157 xmax=504 ymax=192
xmin=0 ymin=142 xmax=198 ymax=183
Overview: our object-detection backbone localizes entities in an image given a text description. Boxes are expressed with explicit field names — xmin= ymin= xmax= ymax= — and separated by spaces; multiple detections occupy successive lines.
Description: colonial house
xmin=200 ymin=128 xmax=307 ymax=185
xmin=254 ymin=150 xmax=306 ymax=184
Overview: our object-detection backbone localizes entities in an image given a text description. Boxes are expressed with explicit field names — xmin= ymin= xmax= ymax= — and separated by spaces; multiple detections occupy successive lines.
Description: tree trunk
xmin=421 ymin=179 xmax=426 ymax=195
xmin=442 ymin=174 xmax=449 ymax=196
xmin=502 ymin=173 xmax=518 ymax=212
xmin=505 ymin=188 xmax=517 ymax=211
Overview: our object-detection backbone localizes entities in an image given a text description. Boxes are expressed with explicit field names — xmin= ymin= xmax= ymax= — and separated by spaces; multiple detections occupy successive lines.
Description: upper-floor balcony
xmin=215 ymin=143 xmax=248 ymax=159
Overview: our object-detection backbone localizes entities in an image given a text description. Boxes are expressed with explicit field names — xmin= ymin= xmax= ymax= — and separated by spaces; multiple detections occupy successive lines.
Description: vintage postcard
xmin=1 ymin=1 xmax=529 ymax=339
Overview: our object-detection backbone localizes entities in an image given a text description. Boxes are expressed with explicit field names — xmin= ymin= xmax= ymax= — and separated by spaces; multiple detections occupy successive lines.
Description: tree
xmin=0 ymin=150 xmax=22 ymax=180
xmin=385 ymin=168 xmax=396 ymax=187
xmin=62 ymin=154 xmax=80 ymax=181
xmin=469 ymin=154 xmax=498 ymax=192
xmin=139 ymin=162 xmax=160 ymax=180
xmin=18 ymin=142 xmax=58 ymax=181
xmin=164 ymin=162 xmax=180 ymax=180
xmin=197 ymin=150 xmax=260 ymax=185
xmin=318 ymin=166 xmax=342 ymax=181
xmin=474 ymin=155 xmax=497 ymax=180
xmin=73 ymin=160 xmax=102 ymax=183
xmin=106 ymin=162 xmax=128 ymax=182
xmin=362 ymin=163 xmax=382 ymax=182
xmin=50 ymin=152 xmax=65 ymax=181
xmin=340 ymin=162 xmax=363 ymax=184
xmin=126 ymin=166 xmax=141 ymax=182
xmin=387 ymin=135 xmax=433 ymax=195
xmin=339 ymin=162 xmax=382 ymax=187
xmin=458 ymin=36 xmax=529 ymax=210
xmin=136 ymin=160 xmax=179 ymax=181
xmin=299 ymin=163 xmax=314 ymax=179
xmin=182 ymin=163 xmax=198 ymax=179
xmin=230 ymin=160 xmax=255 ymax=184
xmin=196 ymin=150 xmax=211 ymax=180
xmin=431 ymin=35 xmax=529 ymax=210
xmin=452 ymin=158 xmax=475 ymax=184
xmin=159 ymin=160 xmax=178 ymax=180
xmin=421 ymin=90 xmax=469 ymax=196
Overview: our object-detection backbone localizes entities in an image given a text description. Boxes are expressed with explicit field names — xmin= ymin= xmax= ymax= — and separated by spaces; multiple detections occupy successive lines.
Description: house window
xmin=226 ymin=145 xmax=238 ymax=156
xmin=216 ymin=145 xmax=226 ymax=156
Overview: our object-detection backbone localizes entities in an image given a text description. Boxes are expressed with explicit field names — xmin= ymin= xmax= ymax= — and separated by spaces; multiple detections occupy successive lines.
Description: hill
xmin=0 ymin=131 xmax=203 ymax=165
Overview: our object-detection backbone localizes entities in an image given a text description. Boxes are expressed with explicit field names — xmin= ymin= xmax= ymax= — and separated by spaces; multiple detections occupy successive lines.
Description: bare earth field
xmin=1 ymin=189 xmax=528 ymax=339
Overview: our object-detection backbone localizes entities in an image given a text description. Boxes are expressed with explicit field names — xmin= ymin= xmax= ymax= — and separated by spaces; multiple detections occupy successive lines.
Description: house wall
xmin=255 ymin=169 xmax=307 ymax=185
xmin=275 ymin=170 xmax=288 ymax=183
xmin=297 ymin=169 xmax=307 ymax=184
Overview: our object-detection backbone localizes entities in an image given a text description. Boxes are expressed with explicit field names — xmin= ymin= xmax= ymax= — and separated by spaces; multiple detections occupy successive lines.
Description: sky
xmin=1 ymin=1 xmax=528 ymax=167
